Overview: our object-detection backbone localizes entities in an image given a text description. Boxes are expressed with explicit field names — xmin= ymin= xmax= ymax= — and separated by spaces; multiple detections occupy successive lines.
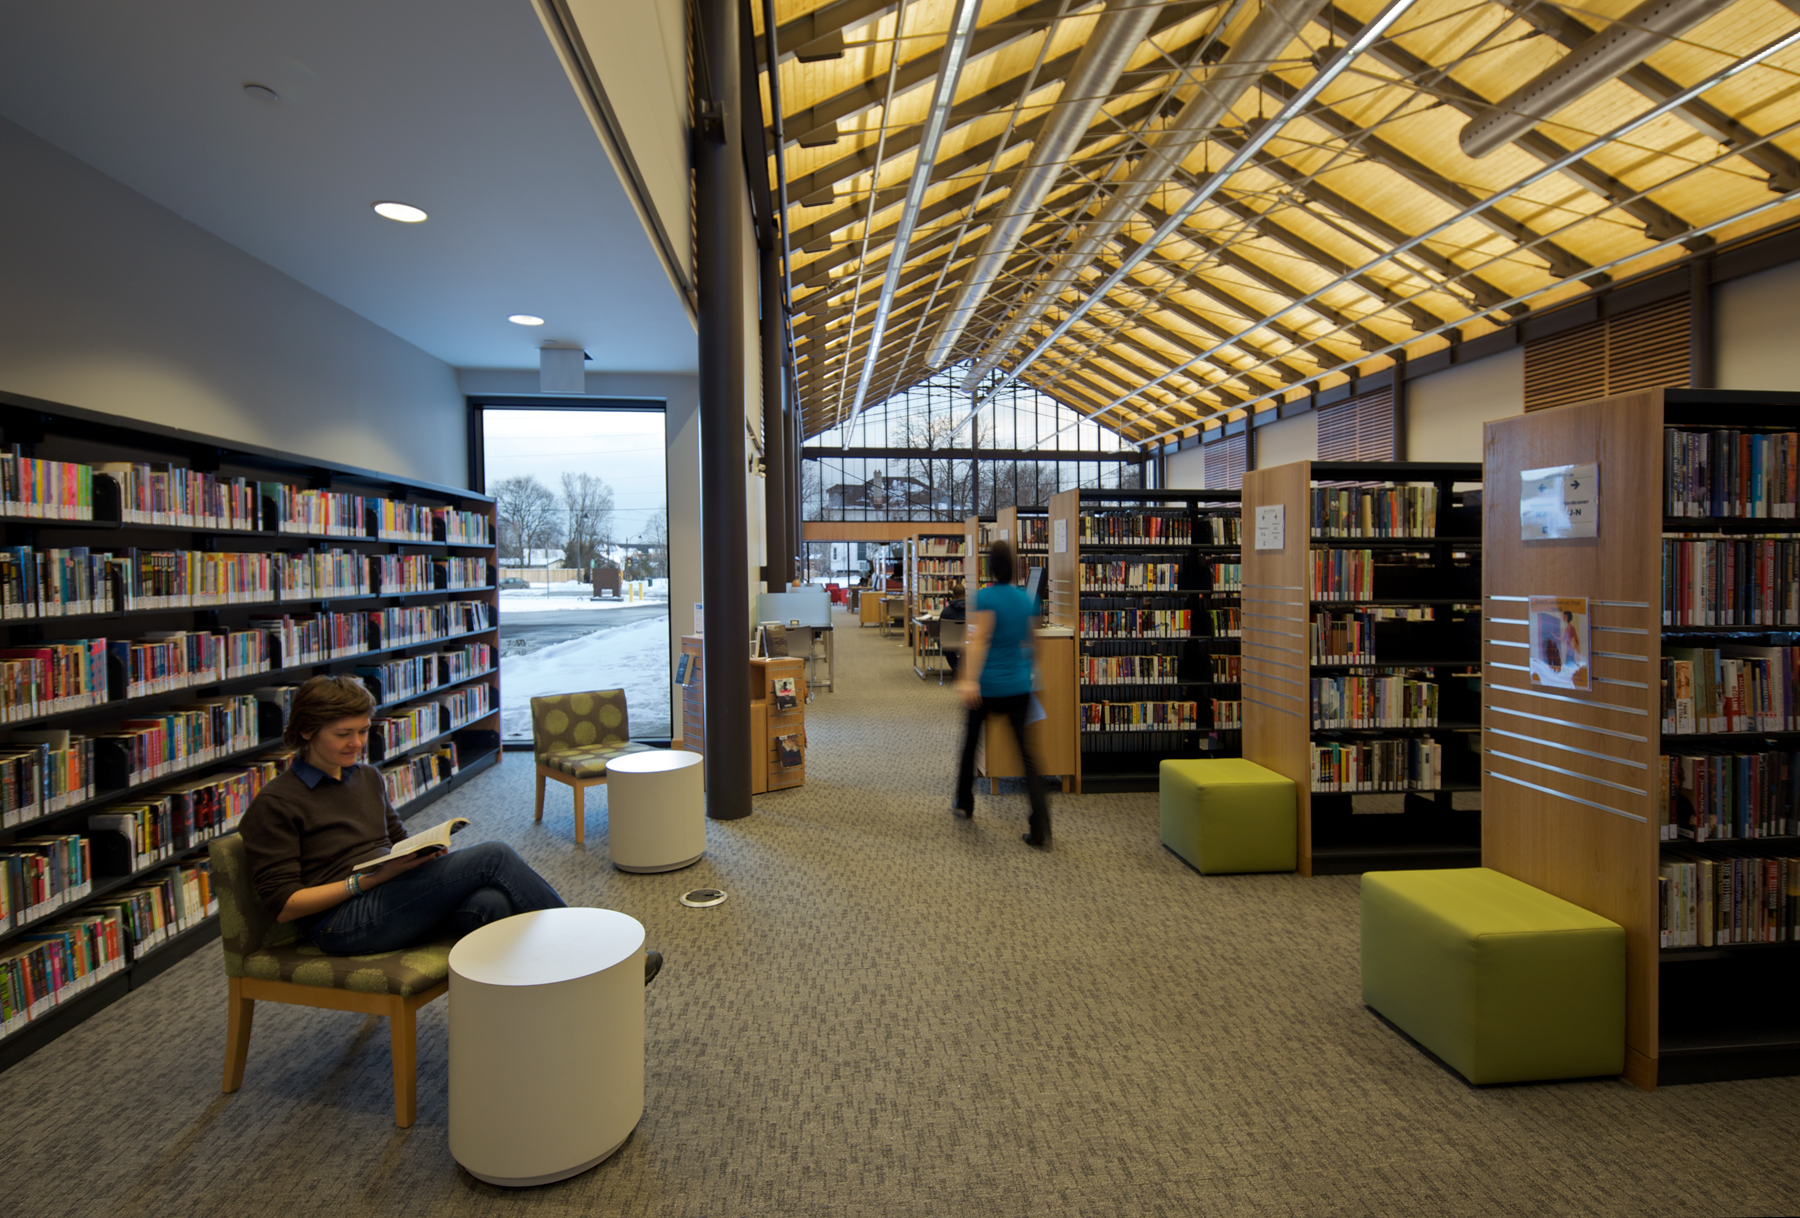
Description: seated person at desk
xmin=940 ymin=581 xmax=967 ymax=675
xmin=885 ymin=562 xmax=904 ymax=592
xmin=238 ymin=675 xmax=663 ymax=981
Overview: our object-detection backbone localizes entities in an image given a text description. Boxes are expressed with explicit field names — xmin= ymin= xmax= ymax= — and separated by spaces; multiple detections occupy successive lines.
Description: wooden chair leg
xmin=573 ymin=782 xmax=585 ymax=846
xmin=535 ymin=771 xmax=546 ymax=822
xmin=222 ymin=976 xmax=254 ymax=1093
xmin=389 ymin=997 xmax=418 ymax=1128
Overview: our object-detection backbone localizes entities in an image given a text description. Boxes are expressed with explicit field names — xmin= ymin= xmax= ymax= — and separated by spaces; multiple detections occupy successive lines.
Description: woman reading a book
xmin=239 ymin=676 xmax=571 ymax=956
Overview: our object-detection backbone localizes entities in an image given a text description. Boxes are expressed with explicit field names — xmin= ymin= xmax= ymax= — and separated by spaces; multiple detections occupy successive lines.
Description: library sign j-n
xmin=1520 ymin=463 xmax=1599 ymax=540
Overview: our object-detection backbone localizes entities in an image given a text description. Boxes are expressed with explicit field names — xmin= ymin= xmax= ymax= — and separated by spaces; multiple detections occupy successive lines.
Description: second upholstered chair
xmin=531 ymin=689 xmax=656 ymax=845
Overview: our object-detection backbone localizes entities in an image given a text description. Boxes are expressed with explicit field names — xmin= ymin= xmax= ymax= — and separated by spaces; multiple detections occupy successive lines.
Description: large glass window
xmin=479 ymin=405 xmax=670 ymax=742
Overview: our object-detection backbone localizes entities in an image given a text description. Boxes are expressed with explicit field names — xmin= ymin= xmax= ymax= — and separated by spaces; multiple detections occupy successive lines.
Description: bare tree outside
xmin=559 ymin=472 xmax=615 ymax=573
xmin=639 ymin=507 xmax=669 ymax=578
xmin=493 ymin=474 xmax=562 ymax=566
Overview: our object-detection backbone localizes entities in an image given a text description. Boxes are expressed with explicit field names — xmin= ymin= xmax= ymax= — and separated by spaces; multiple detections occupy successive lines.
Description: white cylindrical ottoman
xmin=448 ymin=908 xmax=645 ymax=1187
xmin=606 ymin=750 xmax=706 ymax=873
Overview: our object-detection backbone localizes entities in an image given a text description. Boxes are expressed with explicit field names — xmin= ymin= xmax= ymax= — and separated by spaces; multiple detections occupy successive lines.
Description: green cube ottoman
xmin=1361 ymin=867 xmax=1625 ymax=1084
xmin=1159 ymin=758 xmax=1296 ymax=874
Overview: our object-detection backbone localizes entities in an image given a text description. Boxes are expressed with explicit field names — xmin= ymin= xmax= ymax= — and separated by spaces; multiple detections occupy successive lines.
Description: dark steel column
xmin=760 ymin=243 xmax=790 ymax=589
xmin=1689 ymin=258 xmax=1714 ymax=389
xmin=697 ymin=0 xmax=752 ymax=819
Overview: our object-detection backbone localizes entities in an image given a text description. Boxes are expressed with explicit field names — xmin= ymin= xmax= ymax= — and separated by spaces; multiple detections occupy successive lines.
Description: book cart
xmin=908 ymin=529 xmax=964 ymax=677
xmin=0 ymin=390 xmax=499 ymax=1070
xmin=1047 ymin=488 xmax=1242 ymax=793
xmin=1240 ymin=461 xmax=1484 ymax=875
xmin=1485 ymin=387 xmax=1800 ymax=1088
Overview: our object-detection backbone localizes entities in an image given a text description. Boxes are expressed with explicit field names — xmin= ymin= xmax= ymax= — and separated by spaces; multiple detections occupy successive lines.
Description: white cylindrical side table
xmin=449 ymin=908 xmax=645 ymax=1187
xmin=606 ymin=750 xmax=706 ymax=873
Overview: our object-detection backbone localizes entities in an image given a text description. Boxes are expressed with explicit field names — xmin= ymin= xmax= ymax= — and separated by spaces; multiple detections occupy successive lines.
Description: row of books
xmin=97 ymin=462 xmax=492 ymax=543
xmin=1661 ymin=534 xmax=1800 ymax=626
xmin=1664 ymin=428 xmax=1800 ymax=519
xmin=1017 ymin=518 xmax=1048 ymax=548
xmin=380 ymin=742 xmax=460 ymax=808
xmin=1080 ymin=730 xmax=1197 ymax=751
xmin=1210 ymin=563 xmax=1242 ymax=592
xmin=1661 ymin=645 xmax=1800 ymax=735
xmin=369 ymin=554 xmax=490 ymax=594
xmin=1313 ymin=549 xmax=1376 ymax=602
xmin=1311 ymin=484 xmax=1440 ymax=538
xmin=1312 ymin=610 xmax=1379 ymax=664
xmin=371 ymin=705 xmax=439 ymax=757
xmin=1212 ymin=698 xmax=1242 ymax=730
xmin=373 ymin=600 xmax=494 ymax=648
xmin=1212 ymin=655 xmax=1241 ymax=683
xmin=1079 ymin=511 xmax=1191 ymax=546
xmin=0 ymin=450 xmax=92 ymax=521
xmin=1077 ymin=605 xmax=1194 ymax=639
xmin=0 ymin=639 xmax=109 ymax=724
xmin=1078 ymin=700 xmax=1200 ymax=732
xmin=1658 ymin=852 xmax=1799 ymax=946
xmin=1078 ymin=560 xmax=1185 ymax=592
xmin=102 ymin=696 xmax=262 ymax=787
xmin=0 ymin=735 xmax=95 ymax=828
xmin=85 ymin=755 xmax=287 ymax=872
xmin=1310 ymin=738 xmax=1444 ymax=792
xmin=1199 ymin=516 xmax=1240 ymax=545
xmin=0 ymin=547 xmax=110 ymax=617
xmin=1312 ymin=675 xmax=1439 ymax=730
xmin=1 ymin=860 xmax=215 ymax=1040
xmin=250 ymin=612 xmax=370 ymax=665
xmin=116 ymin=629 xmax=271 ymax=698
xmin=914 ymin=539 xmax=963 ymax=557
xmin=0 ymin=834 xmax=90 ymax=929
xmin=1078 ymin=654 xmax=1182 ymax=684
xmin=1658 ymin=749 xmax=1800 ymax=840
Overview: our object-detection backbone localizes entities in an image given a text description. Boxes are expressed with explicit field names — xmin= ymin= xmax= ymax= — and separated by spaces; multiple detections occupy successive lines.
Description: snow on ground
xmin=501 ymin=613 xmax=673 ymax=738
xmin=499 ymin=580 xmax=671 ymax=614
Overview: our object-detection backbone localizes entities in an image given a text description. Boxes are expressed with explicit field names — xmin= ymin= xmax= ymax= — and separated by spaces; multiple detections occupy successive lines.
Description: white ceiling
xmin=0 ymin=0 xmax=697 ymax=375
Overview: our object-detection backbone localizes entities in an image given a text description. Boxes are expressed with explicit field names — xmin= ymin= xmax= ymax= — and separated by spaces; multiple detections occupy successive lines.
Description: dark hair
xmin=284 ymin=674 xmax=375 ymax=748
xmin=990 ymin=539 xmax=1016 ymax=586
xmin=951 ymin=580 xmax=966 ymax=599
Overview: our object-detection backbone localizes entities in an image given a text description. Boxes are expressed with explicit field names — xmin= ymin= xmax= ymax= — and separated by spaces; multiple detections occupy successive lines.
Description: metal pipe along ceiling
xmin=842 ymin=0 xmax=984 ymax=430
xmin=959 ymin=0 xmax=1331 ymax=392
xmin=922 ymin=0 xmax=1160 ymax=371
xmin=1460 ymin=0 xmax=1736 ymax=159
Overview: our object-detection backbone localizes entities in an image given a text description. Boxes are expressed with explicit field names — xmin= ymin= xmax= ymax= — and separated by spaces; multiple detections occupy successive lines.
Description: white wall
xmin=459 ymin=368 xmax=703 ymax=742
xmin=1405 ymin=347 xmax=1524 ymax=462
xmin=0 ymin=117 xmax=466 ymax=487
xmin=1165 ymin=443 xmax=1204 ymax=488
xmin=1255 ymin=410 xmax=1318 ymax=467
xmin=1717 ymin=261 xmax=1800 ymax=391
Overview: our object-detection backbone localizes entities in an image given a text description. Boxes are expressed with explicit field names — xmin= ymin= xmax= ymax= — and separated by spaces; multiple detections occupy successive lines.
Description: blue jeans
xmin=311 ymin=841 xmax=567 ymax=955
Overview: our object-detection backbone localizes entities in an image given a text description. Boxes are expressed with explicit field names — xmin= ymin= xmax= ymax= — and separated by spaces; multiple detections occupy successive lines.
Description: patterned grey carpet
xmin=3 ymin=612 xmax=1797 ymax=1217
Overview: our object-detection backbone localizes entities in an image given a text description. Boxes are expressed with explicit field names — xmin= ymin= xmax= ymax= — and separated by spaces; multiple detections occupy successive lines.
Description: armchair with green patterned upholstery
xmin=530 ymin=689 xmax=655 ymax=845
xmin=210 ymin=833 xmax=455 ymax=1127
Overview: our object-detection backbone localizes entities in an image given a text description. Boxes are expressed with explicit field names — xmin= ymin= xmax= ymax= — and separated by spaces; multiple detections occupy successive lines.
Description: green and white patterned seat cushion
xmin=239 ymin=939 xmax=454 ymax=997
xmin=542 ymin=741 xmax=656 ymax=778
xmin=530 ymin=689 xmax=634 ymax=765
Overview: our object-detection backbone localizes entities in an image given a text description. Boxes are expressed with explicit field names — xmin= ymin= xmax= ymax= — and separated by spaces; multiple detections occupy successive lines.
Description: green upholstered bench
xmin=1159 ymin=758 xmax=1297 ymax=874
xmin=1361 ymin=867 xmax=1625 ymax=1085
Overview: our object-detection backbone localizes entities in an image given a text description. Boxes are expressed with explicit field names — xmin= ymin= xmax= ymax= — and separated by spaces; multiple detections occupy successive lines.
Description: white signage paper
xmin=1520 ymin=463 xmax=1599 ymax=540
xmin=1053 ymin=519 xmax=1068 ymax=554
xmin=1254 ymin=505 xmax=1286 ymax=552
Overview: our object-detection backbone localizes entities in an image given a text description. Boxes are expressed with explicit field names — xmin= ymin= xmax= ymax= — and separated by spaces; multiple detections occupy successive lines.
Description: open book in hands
xmin=352 ymin=817 xmax=470 ymax=871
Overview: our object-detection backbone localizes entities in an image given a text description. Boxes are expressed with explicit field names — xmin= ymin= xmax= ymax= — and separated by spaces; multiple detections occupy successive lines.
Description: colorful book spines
xmin=1312 ymin=549 xmax=1374 ymax=601
xmin=1665 ymin=427 xmax=1800 ymax=519
xmin=1658 ymin=853 xmax=1799 ymax=946
xmin=1309 ymin=484 xmax=1438 ymax=538
xmin=1310 ymin=737 xmax=1442 ymax=791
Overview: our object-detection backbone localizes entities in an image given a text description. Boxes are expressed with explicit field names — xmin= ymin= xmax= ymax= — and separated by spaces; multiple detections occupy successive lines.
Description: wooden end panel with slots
xmin=1047 ymin=490 xmax=1079 ymax=632
xmin=1241 ymin=462 xmax=1315 ymax=872
xmin=752 ymin=656 xmax=806 ymax=793
xmin=680 ymin=635 xmax=705 ymax=761
xmin=1481 ymin=390 xmax=1664 ymax=1087
xmin=977 ymin=633 xmax=1077 ymax=785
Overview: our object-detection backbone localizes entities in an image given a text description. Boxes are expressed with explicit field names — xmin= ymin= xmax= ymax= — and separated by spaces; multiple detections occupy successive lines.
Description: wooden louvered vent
xmin=1316 ymin=388 xmax=1397 ymax=461
xmin=1524 ymin=296 xmax=1689 ymax=411
xmin=1204 ymin=432 xmax=1247 ymax=490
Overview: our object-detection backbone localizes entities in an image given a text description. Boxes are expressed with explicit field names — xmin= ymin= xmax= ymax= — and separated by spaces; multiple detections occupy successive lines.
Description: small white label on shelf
xmin=1254 ymin=505 xmax=1285 ymax=551
xmin=1053 ymin=520 xmax=1068 ymax=554
xmin=1520 ymin=463 xmax=1598 ymax=540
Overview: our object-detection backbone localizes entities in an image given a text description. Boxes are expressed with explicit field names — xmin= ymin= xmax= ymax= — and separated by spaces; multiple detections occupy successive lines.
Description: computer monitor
xmin=1024 ymin=566 xmax=1043 ymax=615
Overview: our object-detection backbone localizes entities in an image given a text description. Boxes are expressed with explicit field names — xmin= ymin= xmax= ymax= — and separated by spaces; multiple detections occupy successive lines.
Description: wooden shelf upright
xmin=1484 ymin=386 xmax=1800 ymax=1089
xmin=1240 ymin=461 xmax=1484 ymax=876
xmin=1049 ymin=487 xmax=1242 ymax=793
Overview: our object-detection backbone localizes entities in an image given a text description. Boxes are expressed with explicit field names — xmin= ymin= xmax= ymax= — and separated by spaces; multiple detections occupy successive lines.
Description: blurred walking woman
xmin=952 ymin=540 xmax=1052 ymax=848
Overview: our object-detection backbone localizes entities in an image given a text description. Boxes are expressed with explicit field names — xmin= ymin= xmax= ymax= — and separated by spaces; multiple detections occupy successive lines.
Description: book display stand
xmin=1484 ymin=387 xmax=1800 ymax=1088
xmin=0 ymin=390 xmax=498 ymax=1069
xmin=1241 ymin=461 xmax=1483 ymax=875
xmin=1047 ymin=488 xmax=1242 ymax=793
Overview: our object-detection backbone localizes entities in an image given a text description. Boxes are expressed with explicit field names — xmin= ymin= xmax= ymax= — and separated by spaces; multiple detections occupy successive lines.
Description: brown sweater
xmin=239 ymin=762 xmax=406 ymax=917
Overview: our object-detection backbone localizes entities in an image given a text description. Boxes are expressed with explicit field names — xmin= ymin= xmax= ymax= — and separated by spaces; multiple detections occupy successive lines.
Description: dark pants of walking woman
xmin=311 ymin=841 xmax=566 ymax=955
xmin=954 ymin=692 xmax=1050 ymax=837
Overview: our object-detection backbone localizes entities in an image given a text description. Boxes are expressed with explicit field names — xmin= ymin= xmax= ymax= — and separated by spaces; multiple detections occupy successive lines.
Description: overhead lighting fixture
xmin=372 ymin=201 xmax=428 ymax=223
xmin=508 ymin=314 xmax=546 ymax=326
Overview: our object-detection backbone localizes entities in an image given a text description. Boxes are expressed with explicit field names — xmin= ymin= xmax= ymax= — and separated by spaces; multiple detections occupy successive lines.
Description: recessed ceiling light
xmin=372 ymin=201 xmax=428 ymax=223
xmin=508 ymin=314 xmax=546 ymax=326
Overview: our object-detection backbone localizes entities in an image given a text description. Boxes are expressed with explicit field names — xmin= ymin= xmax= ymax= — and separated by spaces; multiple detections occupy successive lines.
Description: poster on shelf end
xmin=1528 ymin=595 xmax=1590 ymax=691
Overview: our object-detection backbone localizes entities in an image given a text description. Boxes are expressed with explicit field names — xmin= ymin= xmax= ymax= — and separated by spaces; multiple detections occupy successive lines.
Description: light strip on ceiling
xmin=840 ymin=0 xmax=986 ymax=439
xmin=1032 ymin=17 xmax=1800 ymax=447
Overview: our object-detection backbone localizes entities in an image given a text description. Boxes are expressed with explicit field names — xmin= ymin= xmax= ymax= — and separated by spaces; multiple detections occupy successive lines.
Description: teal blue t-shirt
xmin=974 ymin=582 xmax=1035 ymax=697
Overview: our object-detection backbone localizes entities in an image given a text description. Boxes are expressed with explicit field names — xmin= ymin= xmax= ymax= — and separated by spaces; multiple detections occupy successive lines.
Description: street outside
xmin=499 ymin=581 xmax=673 ymax=739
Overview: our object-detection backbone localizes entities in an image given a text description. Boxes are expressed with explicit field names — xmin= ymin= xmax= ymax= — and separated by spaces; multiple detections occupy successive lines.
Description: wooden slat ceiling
xmin=756 ymin=0 xmax=1800 ymax=444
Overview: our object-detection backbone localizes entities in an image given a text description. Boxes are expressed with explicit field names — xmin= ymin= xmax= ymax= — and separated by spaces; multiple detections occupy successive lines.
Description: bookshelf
xmin=1484 ymin=386 xmax=1800 ymax=1088
xmin=0 ymin=390 xmax=499 ymax=1070
xmin=908 ymin=530 xmax=965 ymax=619
xmin=1047 ymin=488 xmax=1242 ymax=793
xmin=1241 ymin=460 xmax=1483 ymax=876
xmin=995 ymin=506 xmax=1049 ymax=586
xmin=963 ymin=516 xmax=993 ymax=593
